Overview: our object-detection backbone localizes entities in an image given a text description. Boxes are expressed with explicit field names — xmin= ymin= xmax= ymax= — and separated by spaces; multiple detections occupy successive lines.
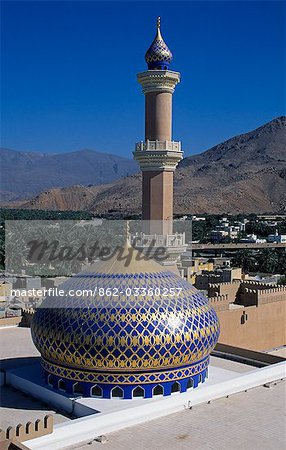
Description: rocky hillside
xmin=174 ymin=116 xmax=286 ymax=214
xmin=0 ymin=148 xmax=138 ymax=201
xmin=5 ymin=117 xmax=286 ymax=214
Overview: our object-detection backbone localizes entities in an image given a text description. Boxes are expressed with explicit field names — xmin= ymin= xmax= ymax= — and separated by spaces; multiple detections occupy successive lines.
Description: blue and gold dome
xmin=31 ymin=245 xmax=219 ymax=399
xmin=145 ymin=17 xmax=173 ymax=70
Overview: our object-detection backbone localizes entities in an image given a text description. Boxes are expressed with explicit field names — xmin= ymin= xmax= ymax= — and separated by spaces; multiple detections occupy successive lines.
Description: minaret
xmin=133 ymin=17 xmax=183 ymax=236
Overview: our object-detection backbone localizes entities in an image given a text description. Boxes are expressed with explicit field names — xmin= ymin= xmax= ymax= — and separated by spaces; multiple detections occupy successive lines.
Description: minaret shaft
xmin=145 ymin=92 xmax=172 ymax=141
xmin=142 ymin=171 xmax=173 ymax=235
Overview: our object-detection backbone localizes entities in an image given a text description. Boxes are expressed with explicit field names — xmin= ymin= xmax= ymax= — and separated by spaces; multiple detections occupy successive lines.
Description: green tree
xmin=258 ymin=249 xmax=279 ymax=273
xmin=276 ymin=248 xmax=286 ymax=275
xmin=232 ymin=250 xmax=258 ymax=272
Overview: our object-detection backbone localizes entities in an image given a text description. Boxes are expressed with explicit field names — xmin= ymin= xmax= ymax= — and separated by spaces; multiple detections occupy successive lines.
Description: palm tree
xmin=258 ymin=249 xmax=279 ymax=274
xmin=232 ymin=250 xmax=258 ymax=273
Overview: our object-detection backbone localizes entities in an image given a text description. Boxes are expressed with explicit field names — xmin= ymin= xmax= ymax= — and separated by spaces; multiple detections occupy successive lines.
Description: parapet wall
xmin=217 ymin=300 xmax=286 ymax=351
xmin=0 ymin=415 xmax=53 ymax=443
xmin=241 ymin=280 xmax=278 ymax=290
xmin=239 ymin=285 xmax=286 ymax=306
xmin=209 ymin=294 xmax=229 ymax=311
xmin=208 ymin=279 xmax=286 ymax=307
xmin=0 ymin=316 xmax=21 ymax=327
xmin=208 ymin=280 xmax=240 ymax=302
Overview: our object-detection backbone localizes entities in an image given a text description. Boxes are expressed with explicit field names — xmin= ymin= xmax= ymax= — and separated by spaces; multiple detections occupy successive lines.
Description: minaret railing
xmin=135 ymin=140 xmax=181 ymax=152
xmin=132 ymin=232 xmax=186 ymax=248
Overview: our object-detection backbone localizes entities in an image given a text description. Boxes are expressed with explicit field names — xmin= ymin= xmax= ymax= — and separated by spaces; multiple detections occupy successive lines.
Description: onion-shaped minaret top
xmin=145 ymin=17 xmax=173 ymax=70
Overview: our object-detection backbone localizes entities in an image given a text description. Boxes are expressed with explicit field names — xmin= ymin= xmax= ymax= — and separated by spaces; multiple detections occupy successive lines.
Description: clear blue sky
xmin=1 ymin=1 xmax=285 ymax=157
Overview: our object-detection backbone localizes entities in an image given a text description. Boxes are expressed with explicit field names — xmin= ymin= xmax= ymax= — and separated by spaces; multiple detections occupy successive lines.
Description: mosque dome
xmin=31 ymin=242 xmax=220 ymax=399
xmin=145 ymin=17 xmax=173 ymax=70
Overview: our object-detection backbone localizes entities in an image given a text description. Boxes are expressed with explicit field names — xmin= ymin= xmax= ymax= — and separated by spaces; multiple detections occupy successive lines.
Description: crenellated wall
xmin=238 ymin=282 xmax=286 ymax=306
xmin=217 ymin=301 xmax=286 ymax=351
xmin=0 ymin=415 xmax=53 ymax=443
xmin=208 ymin=280 xmax=286 ymax=307
xmin=209 ymin=294 xmax=229 ymax=311
xmin=19 ymin=308 xmax=35 ymax=327
xmin=208 ymin=280 xmax=240 ymax=302
xmin=206 ymin=279 xmax=286 ymax=349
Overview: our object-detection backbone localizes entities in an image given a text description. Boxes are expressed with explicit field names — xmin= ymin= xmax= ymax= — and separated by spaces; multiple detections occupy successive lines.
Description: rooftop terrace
xmin=0 ymin=326 xmax=285 ymax=450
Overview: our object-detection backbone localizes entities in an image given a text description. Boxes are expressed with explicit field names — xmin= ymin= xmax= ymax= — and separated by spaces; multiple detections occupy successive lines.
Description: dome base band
xmin=42 ymin=356 xmax=209 ymax=399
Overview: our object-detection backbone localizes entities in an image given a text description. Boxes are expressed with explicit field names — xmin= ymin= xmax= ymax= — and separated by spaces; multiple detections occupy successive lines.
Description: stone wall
xmin=0 ymin=317 xmax=21 ymax=327
xmin=195 ymin=273 xmax=221 ymax=290
xmin=217 ymin=301 xmax=286 ymax=351
xmin=0 ymin=415 xmax=53 ymax=443
xmin=208 ymin=280 xmax=240 ymax=302
xmin=238 ymin=282 xmax=286 ymax=306
xmin=209 ymin=294 xmax=229 ymax=311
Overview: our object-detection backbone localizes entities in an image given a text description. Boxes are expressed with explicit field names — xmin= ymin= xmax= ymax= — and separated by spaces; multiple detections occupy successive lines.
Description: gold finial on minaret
xmin=157 ymin=16 xmax=161 ymax=29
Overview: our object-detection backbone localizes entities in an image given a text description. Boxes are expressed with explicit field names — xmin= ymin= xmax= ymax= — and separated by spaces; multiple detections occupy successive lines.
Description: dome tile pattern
xmin=31 ymin=266 xmax=220 ymax=399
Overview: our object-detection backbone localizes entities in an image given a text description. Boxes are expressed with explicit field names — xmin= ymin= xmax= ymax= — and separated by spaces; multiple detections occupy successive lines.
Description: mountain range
xmin=1 ymin=117 xmax=286 ymax=214
xmin=0 ymin=148 xmax=138 ymax=201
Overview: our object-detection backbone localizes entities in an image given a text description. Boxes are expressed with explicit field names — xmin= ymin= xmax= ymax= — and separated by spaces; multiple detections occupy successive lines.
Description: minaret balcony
xmin=133 ymin=140 xmax=183 ymax=171
xmin=132 ymin=232 xmax=188 ymax=265
xmin=137 ymin=70 xmax=180 ymax=94
xmin=135 ymin=140 xmax=181 ymax=152
xmin=132 ymin=232 xmax=186 ymax=248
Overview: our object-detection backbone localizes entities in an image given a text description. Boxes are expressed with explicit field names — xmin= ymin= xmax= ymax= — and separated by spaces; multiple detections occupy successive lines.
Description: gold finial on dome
xmin=145 ymin=16 xmax=173 ymax=70
xmin=156 ymin=16 xmax=163 ymax=40
xmin=157 ymin=16 xmax=161 ymax=29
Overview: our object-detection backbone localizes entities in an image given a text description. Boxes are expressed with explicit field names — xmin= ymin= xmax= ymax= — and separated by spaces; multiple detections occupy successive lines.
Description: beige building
xmin=0 ymin=280 xmax=12 ymax=302
xmin=179 ymin=257 xmax=214 ymax=283
xmin=208 ymin=280 xmax=286 ymax=351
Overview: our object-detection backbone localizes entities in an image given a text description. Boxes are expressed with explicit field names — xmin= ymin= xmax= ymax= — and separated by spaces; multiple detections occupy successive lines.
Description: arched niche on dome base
xmin=47 ymin=374 xmax=54 ymax=387
xmin=91 ymin=385 xmax=103 ymax=398
xmin=153 ymin=384 xmax=164 ymax=396
xmin=187 ymin=377 xmax=194 ymax=389
xmin=73 ymin=382 xmax=84 ymax=396
xmin=58 ymin=379 xmax=66 ymax=392
xmin=132 ymin=386 xmax=145 ymax=398
xmin=111 ymin=386 xmax=124 ymax=398
xmin=171 ymin=381 xmax=181 ymax=393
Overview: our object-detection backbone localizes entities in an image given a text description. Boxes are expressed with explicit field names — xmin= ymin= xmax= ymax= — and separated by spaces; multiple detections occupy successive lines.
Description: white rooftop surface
xmin=1 ymin=326 xmax=285 ymax=450
xmin=266 ymin=346 xmax=286 ymax=358
xmin=0 ymin=326 xmax=71 ymax=428
xmin=0 ymin=385 xmax=71 ymax=429
xmin=67 ymin=382 xmax=286 ymax=450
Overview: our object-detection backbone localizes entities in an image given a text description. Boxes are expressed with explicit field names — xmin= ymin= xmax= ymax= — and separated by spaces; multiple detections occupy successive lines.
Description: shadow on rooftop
xmin=0 ymin=356 xmax=56 ymax=414
xmin=1 ymin=356 xmax=40 ymax=372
